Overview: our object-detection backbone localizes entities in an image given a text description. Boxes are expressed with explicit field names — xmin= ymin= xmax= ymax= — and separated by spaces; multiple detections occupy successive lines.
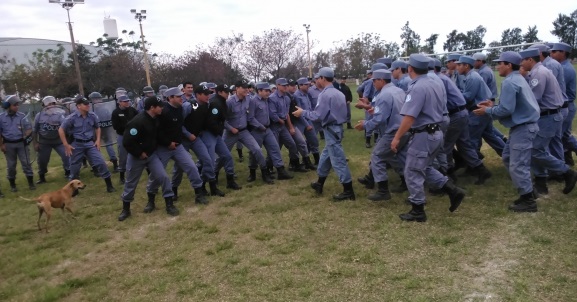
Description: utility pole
xmin=303 ymin=24 xmax=312 ymax=78
xmin=131 ymin=9 xmax=152 ymax=86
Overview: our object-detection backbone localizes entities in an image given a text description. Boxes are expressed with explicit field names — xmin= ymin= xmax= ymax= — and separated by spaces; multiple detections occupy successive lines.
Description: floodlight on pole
xmin=303 ymin=24 xmax=312 ymax=78
xmin=131 ymin=8 xmax=152 ymax=86
xmin=49 ymin=0 xmax=85 ymax=95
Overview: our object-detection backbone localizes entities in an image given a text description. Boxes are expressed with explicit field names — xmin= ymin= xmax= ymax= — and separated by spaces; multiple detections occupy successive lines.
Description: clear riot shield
xmin=92 ymin=99 xmax=118 ymax=147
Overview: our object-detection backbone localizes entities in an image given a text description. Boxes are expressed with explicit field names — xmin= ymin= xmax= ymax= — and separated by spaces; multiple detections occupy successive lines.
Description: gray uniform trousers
xmin=294 ymin=122 xmax=319 ymax=154
xmin=439 ymin=110 xmax=482 ymax=169
xmin=69 ymin=141 xmax=111 ymax=180
xmin=280 ymin=127 xmax=309 ymax=158
xmin=248 ymin=127 xmax=284 ymax=169
xmin=37 ymin=143 xmax=69 ymax=175
xmin=104 ymin=144 xmax=117 ymax=161
xmin=502 ymin=123 xmax=538 ymax=195
xmin=116 ymin=135 xmax=128 ymax=172
xmin=317 ymin=124 xmax=352 ymax=184
xmin=5 ymin=142 xmax=34 ymax=179
xmin=532 ymin=113 xmax=569 ymax=177
xmin=147 ymin=144 xmax=203 ymax=193
xmin=371 ymin=132 xmax=410 ymax=182
xmin=121 ymin=152 xmax=174 ymax=202
xmin=200 ymin=132 xmax=235 ymax=175
xmin=549 ymin=107 xmax=568 ymax=160
xmin=221 ymin=129 xmax=266 ymax=169
xmin=405 ymin=131 xmax=449 ymax=205
xmin=270 ymin=123 xmax=300 ymax=160
xmin=172 ymin=138 xmax=215 ymax=187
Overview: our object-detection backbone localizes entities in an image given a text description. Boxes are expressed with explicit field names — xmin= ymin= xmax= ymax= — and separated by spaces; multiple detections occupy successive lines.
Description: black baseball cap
xmin=144 ymin=96 xmax=163 ymax=109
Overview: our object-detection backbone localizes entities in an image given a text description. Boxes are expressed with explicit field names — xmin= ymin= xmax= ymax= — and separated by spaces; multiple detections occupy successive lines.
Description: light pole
xmin=49 ymin=0 xmax=84 ymax=95
xmin=303 ymin=24 xmax=312 ymax=78
xmin=130 ymin=9 xmax=152 ymax=86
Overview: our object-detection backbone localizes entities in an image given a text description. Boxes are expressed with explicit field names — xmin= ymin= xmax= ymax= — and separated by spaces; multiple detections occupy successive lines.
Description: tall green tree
xmin=462 ymin=25 xmax=487 ymax=50
xmin=500 ymin=28 xmax=523 ymax=51
xmin=400 ymin=21 xmax=421 ymax=56
xmin=421 ymin=33 xmax=439 ymax=54
xmin=551 ymin=9 xmax=577 ymax=57
xmin=523 ymin=25 xmax=540 ymax=44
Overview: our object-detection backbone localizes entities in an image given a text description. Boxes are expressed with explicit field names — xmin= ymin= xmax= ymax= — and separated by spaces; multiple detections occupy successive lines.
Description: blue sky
xmin=1 ymin=0 xmax=575 ymax=56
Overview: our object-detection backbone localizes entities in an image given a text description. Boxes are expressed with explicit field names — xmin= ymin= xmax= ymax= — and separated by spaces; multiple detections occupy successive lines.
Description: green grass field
xmin=1 ymin=69 xmax=577 ymax=301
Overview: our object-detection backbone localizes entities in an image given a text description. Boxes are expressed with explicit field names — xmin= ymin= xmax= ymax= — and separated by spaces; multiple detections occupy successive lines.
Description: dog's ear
xmin=69 ymin=181 xmax=77 ymax=188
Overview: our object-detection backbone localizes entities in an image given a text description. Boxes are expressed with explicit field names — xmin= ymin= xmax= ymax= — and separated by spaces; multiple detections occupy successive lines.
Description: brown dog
xmin=20 ymin=180 xmax=86 ymax=232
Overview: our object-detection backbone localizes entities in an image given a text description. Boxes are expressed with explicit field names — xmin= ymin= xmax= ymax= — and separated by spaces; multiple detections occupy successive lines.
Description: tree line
xmin=0 ymin=9 xmax=575 ymax=99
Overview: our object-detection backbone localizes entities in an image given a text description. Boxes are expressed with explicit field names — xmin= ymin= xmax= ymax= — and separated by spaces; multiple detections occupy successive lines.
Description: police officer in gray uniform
xmin=355 ymin=69 xmax=408 ymax=201
xmin=518 ymin=48 xmax=577 ymax=195
xmin=0 ymin=95 xmax=36 ymax=191
xmin=391 ymin=61 xmax=411 ymax=92
xmin=294 ymin=67 xmax=355 ymax=201
xmin=58 ymin=97 xmax=116 ymax=192
xmin=391 ymin=54 xmax=465 ymax=222
xmin=136 ymin=86 xmax=156 ymax=113
xmin=219 ymin=80 xmax=272 ymax=182
xmin=529 ymin=44 xmax=567 ymax=162
xmin=551 ymin=43 xmax=577 ymax=165
xmin=457 ymin=55 xmax=505 ymax=157
xmin=247 ymin=82 xmax=292 ymax=183
xmin=308 ymin=75 xmax=324 ymax=138
xmin=145 ymin=87 xmax=208 ymax=205
xmin=118 ymin=97 xmax=176 ymax=221
xmin=269 ymin=78 xmax=308 ymax=173
xmin=294 ymin=77 xmax=320 ymax=165
xmin=474 ymin=51 xmax=540 ymax=212
xmin=33 ymin=96 xmax=70 ymax=184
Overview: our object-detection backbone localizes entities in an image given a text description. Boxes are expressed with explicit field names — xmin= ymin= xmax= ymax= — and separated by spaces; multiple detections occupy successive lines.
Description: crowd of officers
xmin=0 ymin=41 xmax=575 ymax=223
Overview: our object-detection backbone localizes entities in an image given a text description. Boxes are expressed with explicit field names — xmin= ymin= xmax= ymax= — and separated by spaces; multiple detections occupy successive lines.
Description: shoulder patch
xmin=405 ymin=94 xmax=412 ymax=102
xmin=212 ymin=108 xmax=218 ymax=115
xmin=530 ymin=79 xmax=539 ymax=87
xmin=374 ymin=106 xmax=380 ymax=113
xmin=129 ymin=128 xmax=138 ymax=136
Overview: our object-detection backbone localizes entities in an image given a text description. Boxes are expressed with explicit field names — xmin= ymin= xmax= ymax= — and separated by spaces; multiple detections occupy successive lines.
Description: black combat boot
xmin=104 ymin=177 xmax=116 ymax=193
xmin=319 ymin=131 xmax=325 ymax=140
xmin=289 ymin=158 xmax=308 ymax=173
xmin=226 ymin=174 xmax=241 ymax=190
xmin=534 ymin=177 xmax=548 ymax=195
xmin=347 ymin=122 xmax=353 ymax=129
xmin=200 ymin=182 xmax=209 ymax=195
xmin=399 ymin=203 xmax=427 ymax=222
xmin=209 ymin=180 xmax=225 ymax=197
xmin=0 ymin=187 xmax=4 ymax=198
xmin=508 ymin=192 xmax=538 ymax=212
xmin=172 ymin=186 xmax=179 ymax=201
xmin=391 ymin=176 xmax=408 ymax=193
xmin=474 ymin=163 xmax=492 ymax=185
xmin=261 ymin=168 xmax=274 ymax=184
xmin=373 ymin=133 xmax=379 ymax=144
xmin=333 ymin=182 xmax=356 ymax=201
xmin=276 ymin=166 xmax=293 ymax=180
xmin=565 ymin=150 xmax=575 ymax=166
xmin=312 ymin=153 xmax=320 ymax=166
xmin=365 ymin=136 xmax=371 ymax=148
xmin=247 ymin=169 xmax=257 ymax=182
xmin=311 ymin=176 xmax=327 ymax=194
xmin=165 ymin=196 xmax=180 ymax=216
xmin=368 ymin=181 xmax=391 ymax=201
xmin=357 ymin=169 xmax=375 ymax=189
xmin=9 ymin=178 xmax=17 ymax=192
xmin=119 ymin=172 xmax=125 ymax=185
xmin=237 ymin=148 xmax=244 ymax=162
xmin=36 ymin=174 xmax=46 ymax=184
xmin=303 ymin=156 xmax=317 ymax=170
xmin=111 ymin=159 xmax=119 ymax=172
xmin=144 ymin=193 xmax=156 ymax=213
xmin=194 ymin=187 xmax=209 ymax=205
xmin=442 ymin=180 xmax=466 ymax=212
xmin=562 ymin=169 xmax=577 ymax=194
xmin=118 ymin=202 xmax=131 ymax=221
xmin=64 ymin=169 xmax=70 ymax=179
xmin=26 ymin=176 xmax=36 ymax=190
xmin=91 ymin=166 xmax=100 ymax=177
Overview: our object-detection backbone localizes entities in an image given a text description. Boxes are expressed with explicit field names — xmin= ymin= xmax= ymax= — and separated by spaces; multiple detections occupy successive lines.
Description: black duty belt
xmin=540 ymin=108 xmax=561 ymax=116
xmin=73 ymin=138 xmax=93 ymax=143
xmin=409 ymin=124 xmax=440 ymax=134
xmin=562 ymin=102 xmax=569 ymax=109
xmin=448 ymin=105 xmax=466 ymax=115
xmin=236 ymin=127 xmax=247 ymax=132
xmin=511 ymin=122 xmax=535 ymax=130
xmin=2 ymin=137 xmax=23 ymax=143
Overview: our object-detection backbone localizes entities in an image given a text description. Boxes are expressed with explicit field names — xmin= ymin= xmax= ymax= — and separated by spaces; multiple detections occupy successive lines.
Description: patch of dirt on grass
xmin=461 ymin=220 xmax=526 ymax=300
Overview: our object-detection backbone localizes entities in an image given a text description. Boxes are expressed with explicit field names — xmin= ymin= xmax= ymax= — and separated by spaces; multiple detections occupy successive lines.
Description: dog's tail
xmin=19 ymin=196 xmax=37 ymax=202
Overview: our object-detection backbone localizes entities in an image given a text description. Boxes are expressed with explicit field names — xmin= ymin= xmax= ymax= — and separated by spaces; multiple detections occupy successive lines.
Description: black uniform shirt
xmin=122 ymin=111 xmax=159 ymax=157
xmin=111 ymin=106 xmax=138 ymax=136
xmin=206 ymin=95 xmax=227 ymax=136
xmin=157 ymin=103 xmax=184 ymax=146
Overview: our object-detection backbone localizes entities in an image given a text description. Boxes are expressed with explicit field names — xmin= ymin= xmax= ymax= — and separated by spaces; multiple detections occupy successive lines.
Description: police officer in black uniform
xmin=111 ymin=95 xmax=138 ymax=184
